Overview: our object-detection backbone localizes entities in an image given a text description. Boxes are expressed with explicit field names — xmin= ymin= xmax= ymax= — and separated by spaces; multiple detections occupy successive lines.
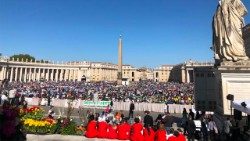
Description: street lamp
xmin=227 ymin=94 xmax=234 ymax=116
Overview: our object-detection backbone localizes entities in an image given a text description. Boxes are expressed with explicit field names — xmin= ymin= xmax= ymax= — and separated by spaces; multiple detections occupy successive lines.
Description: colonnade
xmin=1 ymin=67 xmax=80 ymax=82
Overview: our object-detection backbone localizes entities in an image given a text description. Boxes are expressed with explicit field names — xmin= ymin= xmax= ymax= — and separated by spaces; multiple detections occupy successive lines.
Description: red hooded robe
xmin=85 ymin=120 xmax=97 ymax=138
xmin=143 ymin=127 xmax=155 ymax=141
xmin=117 ymin=122 xmax=131 ymax=140
xmin=155 ymin=129 xmax=167 ymax=141
xmin=97 ymin=121 xmax=108 ymax=138
xmin=107 ymin=124 xmax=118 ymax=139
xmin=130 ymin=123 xmax=143 ymax=141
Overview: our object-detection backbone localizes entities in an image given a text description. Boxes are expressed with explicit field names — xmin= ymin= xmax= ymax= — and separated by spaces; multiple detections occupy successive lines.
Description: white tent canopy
xmin=232 ymin=100 xmax=250 ymax=115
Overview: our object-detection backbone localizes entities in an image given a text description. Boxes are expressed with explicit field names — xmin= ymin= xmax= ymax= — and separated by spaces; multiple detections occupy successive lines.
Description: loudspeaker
xmin=227 ymin=94 xmax=234 ymax=101
xmin=234 ymin=109 xmax=242 ymax=120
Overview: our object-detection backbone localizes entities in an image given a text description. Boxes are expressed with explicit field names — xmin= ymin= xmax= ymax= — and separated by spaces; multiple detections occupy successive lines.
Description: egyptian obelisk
xmin=117 ymin=35 xmax=122 ymax=85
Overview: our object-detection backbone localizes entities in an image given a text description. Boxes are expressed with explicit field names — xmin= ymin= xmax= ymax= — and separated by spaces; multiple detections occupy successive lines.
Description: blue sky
xmin=1 ymin=0 xmax=250 ymax=68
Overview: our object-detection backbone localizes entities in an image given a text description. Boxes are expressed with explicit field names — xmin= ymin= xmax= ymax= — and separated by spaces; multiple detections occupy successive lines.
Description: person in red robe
xmin=167 ymin=135 xmax=177 ymax=141
xmin=97 ymin=120 xmax=108 ymax=138
xmin=106 ymin=123 xmax=118 ymax=139
xmin=143 ymin=124 xmax=155 ymax=141
xmin=117 ymin=118 xmax=131 ymax=140
xmin=177 ymin=129 xmax=186 ymax=141
xmin=85 ymin=115 xmax=98 ymax=138
xmin=130 ymin=117 xmax=144 ymax=141
xmin=168 ymin=130 xmax=186 ymax=141
xmin=155 ymin=123 xmax=167 ymax=141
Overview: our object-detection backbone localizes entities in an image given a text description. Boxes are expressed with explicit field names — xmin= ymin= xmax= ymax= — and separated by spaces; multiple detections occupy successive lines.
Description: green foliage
xmin=10 ymin=54 xmax=35 ymax=62
xmin=49 ymin=124 xmax=59 ymax=134
xmin=36 ymin=126 xmax=49 ymax=134
xmin=60 ymin=120 xmax=77 ymax=135
xmin=22 ymin=110 xmax=44 ymax=120
xmin=36 ymin=59 xmax=50 ymax=63
xmin=24 ymin=125 xmax=36 ymax=134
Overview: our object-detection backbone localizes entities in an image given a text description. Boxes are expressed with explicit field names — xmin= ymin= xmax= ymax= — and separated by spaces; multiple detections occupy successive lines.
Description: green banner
xmin=83 ymin=101 xmax=111 ymax=107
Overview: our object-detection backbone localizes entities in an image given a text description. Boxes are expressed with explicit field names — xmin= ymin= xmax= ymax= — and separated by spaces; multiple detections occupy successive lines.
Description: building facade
xmin=153 ymin=61 xmax=214 ymax=83
xmin=0 ymin=56 xmax=214 ymax=83
xmin=153 ymin=65 xmax=173 ymax=82
xmin=0 ymin=57 xmax=117 ymax=82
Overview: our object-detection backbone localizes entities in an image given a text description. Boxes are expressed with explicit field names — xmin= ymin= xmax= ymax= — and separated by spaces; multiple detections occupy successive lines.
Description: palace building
xmin=0 ymin=56 xmax=213 ymax=83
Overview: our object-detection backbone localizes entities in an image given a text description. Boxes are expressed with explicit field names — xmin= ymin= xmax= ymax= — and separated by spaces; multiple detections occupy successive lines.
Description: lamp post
xmin=227 ymin=94 xmax=234 ymax=117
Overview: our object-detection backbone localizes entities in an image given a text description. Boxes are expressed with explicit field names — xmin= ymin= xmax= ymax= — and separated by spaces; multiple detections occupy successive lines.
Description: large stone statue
xmin=213 ymin=0 xmax=248 ymax=62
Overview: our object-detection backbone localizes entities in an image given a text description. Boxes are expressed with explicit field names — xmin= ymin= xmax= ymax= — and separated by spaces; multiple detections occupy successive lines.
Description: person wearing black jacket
xmin=143 ymin=111 xmax=153 ymax=127
xmin=187 ymin=116 xmax=196 ymax=141
xmin=129 ymin=101 xmax=135 ymax=118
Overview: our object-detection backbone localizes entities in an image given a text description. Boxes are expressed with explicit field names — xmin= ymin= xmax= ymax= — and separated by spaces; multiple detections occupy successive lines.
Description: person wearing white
xmin=8 ymin=89 xmax=16 ymax=99
xmin=8 ymin=88 xmax=16 ymax=104
xmin=1 ymin=94 xmax=8 ymax=105
xmin=207 ymin=118 xmax=218 ymax=141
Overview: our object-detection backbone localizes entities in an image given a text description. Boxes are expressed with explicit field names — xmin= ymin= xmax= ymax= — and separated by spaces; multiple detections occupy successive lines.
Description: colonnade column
xmin=34 ymin=68 xmax=37 ymax=81
xmin=24 ymin=68 xmax=27 ymax=82
xmin=33 ymin=68 xmax=37 ymax=81
xmin=65 ymin=69 xmax=68 ymax=80
xmin=10 ymin=67 xmax=14 ymax=82
xmin=55 ymin=69 xmax=58 ymax=82
xmin=46 ymin=69 xmax=49 ymax=81
xmin=2 ymin=67 xmax=5 ymax=80
xmin=42 ymin=69 xmax=45 ymax=80
xmin=61 ymin=69 xmax=64 ymax=81
xmin=14 ymin=67 xmax=18 ymax=81
xmin=76 ymin=70 xmax=80 ymax=81
xmin=181 ymin=67 xmax=185 ymax=83
xmin=59 ymin=69 xmax=63 ymax=81
xmin=68 ymin=69 xmax=71 ymax=80
xmin=19 ymin=67 xmax=23 ymax=81
xmin=73 ymin=70 xmax=76 ymax=81
xmin=43 ymin=69 xmax=46 ymax=80
xmin=30 ymin=68 xmax=33 ymax=81
xmin=6 ymin=69 xmax=9 ymax=80
xmin=186 ymin=70 xmax=190 ymax=83
xmin=1 ymin=67 xmax=5 ymax=80
xmin=51 ymin=69 xmax=54 ymax=81
xmin=38 ymin=68 xmax=41 ymax=81
xmin=28 ymin=68 xmax=31 ymax=82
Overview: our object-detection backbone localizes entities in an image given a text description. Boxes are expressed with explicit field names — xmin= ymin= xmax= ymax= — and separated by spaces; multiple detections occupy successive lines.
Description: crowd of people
xmin=0 ymin=79 xmax=247 ymax=141
xmin=84 ymin=110 xmax=186 ymax=141
xmin=0 ymin=80 xmax=194 ymax=105
xmin=83 ymin=106 xmax=236 ymax=141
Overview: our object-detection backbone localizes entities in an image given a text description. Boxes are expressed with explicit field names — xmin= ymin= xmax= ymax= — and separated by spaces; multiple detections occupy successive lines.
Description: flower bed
xmin=20 ymin=106 xmax=85 ymax=135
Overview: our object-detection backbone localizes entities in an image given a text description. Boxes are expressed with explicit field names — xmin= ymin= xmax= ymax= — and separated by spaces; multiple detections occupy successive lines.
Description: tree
xmin=36 ymin=59 xmax=50 ymax=63
xmin=10 ymin=54 xmax=35 ymax=62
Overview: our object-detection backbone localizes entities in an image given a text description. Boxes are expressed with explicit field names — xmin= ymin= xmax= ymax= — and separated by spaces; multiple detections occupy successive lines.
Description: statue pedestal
xmin=215 ymin=61 xmax=250 ymax=115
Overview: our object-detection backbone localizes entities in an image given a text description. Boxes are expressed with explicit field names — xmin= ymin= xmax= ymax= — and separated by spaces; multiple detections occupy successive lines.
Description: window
xmin=196 ymin=73 xmax=199 ymax=77
xmin=156 ymin=72 xmax=159 ymax=78
xmin=132 ymin=72 xmax=134 ymax=77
